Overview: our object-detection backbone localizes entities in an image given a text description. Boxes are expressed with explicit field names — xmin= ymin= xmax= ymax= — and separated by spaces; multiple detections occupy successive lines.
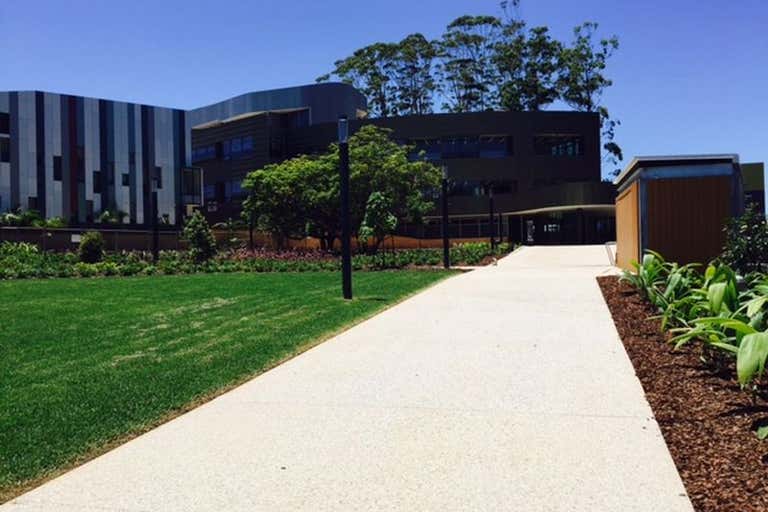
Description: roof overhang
xmin=614 ymin=154 xmax=740 ymax=188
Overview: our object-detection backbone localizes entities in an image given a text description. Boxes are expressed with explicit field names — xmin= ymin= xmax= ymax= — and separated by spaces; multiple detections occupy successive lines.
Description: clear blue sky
xmin=1 ymin=0 xmax=766 ymax=178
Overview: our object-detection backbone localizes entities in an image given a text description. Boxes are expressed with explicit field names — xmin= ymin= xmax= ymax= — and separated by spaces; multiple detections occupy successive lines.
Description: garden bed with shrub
xmin=0 ymin=240 xmax=511 ymax=280
xmin=599 ymin=274 xmax=768 ymax=512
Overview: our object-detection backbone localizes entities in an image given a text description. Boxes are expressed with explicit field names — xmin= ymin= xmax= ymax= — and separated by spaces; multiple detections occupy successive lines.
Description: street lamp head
xmin=337 ymin=115 xmax=349 ymax=144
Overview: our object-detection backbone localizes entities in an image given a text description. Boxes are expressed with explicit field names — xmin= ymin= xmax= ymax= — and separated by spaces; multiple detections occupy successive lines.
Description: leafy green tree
xmin=317 ymin=42 xmax=399 ymax=118
xmin=392 ymin=33 xmax=438 ymax=115
xmin=182 ymin=210 xmax=217 ymax=262
xmin=241 ymin=156 xmax=313 ymax=248
xmin=436 ymin=15 xmax=502 ymax=112
xmin=358 ymin=192 xmax=398 ymax=253
xmin=241 ymin=126 xmax=441 ymax=251
xmin=495 ymin=21 xmax=563 ymax=111
xmin=558 ymin=22 xmax=622 ymax=173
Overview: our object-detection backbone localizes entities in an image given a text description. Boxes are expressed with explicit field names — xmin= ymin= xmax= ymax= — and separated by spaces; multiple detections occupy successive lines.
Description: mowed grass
xmin=0 ymin=270 xmax=452 ymax=500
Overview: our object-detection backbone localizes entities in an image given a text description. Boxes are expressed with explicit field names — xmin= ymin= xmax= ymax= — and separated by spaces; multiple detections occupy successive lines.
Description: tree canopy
xmin=317 ymin=0 xmax=622 ymax=174
xmin=242 ymin=125 xmax=442 ymax=250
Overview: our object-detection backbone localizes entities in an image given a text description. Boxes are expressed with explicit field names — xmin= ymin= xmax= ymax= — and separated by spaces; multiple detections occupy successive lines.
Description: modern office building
xmin=2 ymin=82 xmax=615 ymax=244
xmin=0 ymin=83 xmax=365 ymax=226
xmin=192 ymin=107 xmax=616 ymax=244
xmin=0 ymin=91 xmax=192 ymax=225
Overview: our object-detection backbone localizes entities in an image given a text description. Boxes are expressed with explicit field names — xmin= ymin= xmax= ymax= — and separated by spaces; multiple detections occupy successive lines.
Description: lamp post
xmin=441 ymin=165 xmax=450 ymax=269
xmin=338 ymin=115 xmax=352 ymax=300
xmin=151 ymin=175 xmax=159 ymax=262
xmin=487 ymin=181 xmax=495 ymax=249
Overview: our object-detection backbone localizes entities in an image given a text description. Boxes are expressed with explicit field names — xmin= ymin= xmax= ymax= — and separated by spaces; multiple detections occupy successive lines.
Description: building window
xmin=231 ymin=137 xmax=242 ymax=155
xmin=93 ymin=171 xmax=102 ymax=193
xmin=442 ymin=136 xmax=479 ymax=159
xmin=0 ymin=113 xmax=9 ymax=135
xmin=28 ymin=196 xmax=38 ymax=210
xmin=479 ymin=135 xmax=513 ymax=158
xmin=492 ymin=181 xmax=517 ymax=194
xmin=0 ymin=138 xmax=9 ymax=162
xmin=410 ymin=139 xmax=441 ymax=161
xmin=533 ymin=134 xmax=584 ymax=157
xmin=242 ymin=136 xmax=254 ymax=153
xmin=53 ymin=156 xmax=62 ymax=181
xmin=122 ymin=173 xmax=130 ymax=186
xmin=204 ymin=184 xmax=215 ymax=201
xmin=221 ymin=140 xmax=231 ymax=160
xmin=192 ymin=145 xmax=216 ymax=163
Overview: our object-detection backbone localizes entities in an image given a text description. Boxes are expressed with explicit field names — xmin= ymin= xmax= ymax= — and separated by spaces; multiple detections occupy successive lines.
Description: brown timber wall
xmin=615 ymin=181 xmax=639 ymax=270
xmin=645 ymin=176 xmax=731 ymax=265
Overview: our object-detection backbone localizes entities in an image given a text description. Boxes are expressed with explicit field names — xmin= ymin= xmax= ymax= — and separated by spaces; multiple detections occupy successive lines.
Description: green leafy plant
xmin=78 ymin=232 xmax=105 ymax=263
xmin=182 ymin=211 xmax=217 ymax=263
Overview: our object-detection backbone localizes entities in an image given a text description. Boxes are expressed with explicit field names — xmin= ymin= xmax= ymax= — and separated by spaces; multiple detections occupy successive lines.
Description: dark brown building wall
xmin=645 ymin=176 xmax=731 ymax=265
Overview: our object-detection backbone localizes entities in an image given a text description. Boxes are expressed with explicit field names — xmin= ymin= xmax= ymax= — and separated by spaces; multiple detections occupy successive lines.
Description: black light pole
xmin=338 ymin=115 xmax=352 ymax=300
xmin=487 ymin=181 xmax=495 ymax=249
xmin=441 ymin=165 xmax=450 ymax=269
xmin=151 ymin=175 xmax=159 ymax=262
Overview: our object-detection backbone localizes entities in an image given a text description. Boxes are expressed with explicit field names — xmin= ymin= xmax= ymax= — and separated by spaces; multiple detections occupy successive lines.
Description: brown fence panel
xmin=615 ymin=182 xmax=639 ymax=270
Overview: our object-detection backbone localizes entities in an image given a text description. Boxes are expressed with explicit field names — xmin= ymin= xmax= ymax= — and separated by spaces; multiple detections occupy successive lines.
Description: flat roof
xmin=614 ymin=154 xmax=739 ymax=186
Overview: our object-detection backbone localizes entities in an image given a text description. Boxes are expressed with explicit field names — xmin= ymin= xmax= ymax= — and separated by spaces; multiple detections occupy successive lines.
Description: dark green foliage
xmin=721 ymin=202 xmax=768 ymax=275
xmin=78 ymin=231 xmax=104 ymax=263
xmin=0 ymin=270 xmax=452 ymax=500
xmin=358 ymin=192 xmax=397 ymax=253
xmin=182 ymin=211 xmax=217 ymax=263
xmin=242 ymin=125 xmax=442 ymax=250
xmin=0 ymin=242 xmax=512 ymax=280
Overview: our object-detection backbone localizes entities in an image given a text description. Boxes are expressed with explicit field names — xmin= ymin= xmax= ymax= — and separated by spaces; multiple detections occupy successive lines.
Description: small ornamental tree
xmin=183 ymin=211 xmax=217 ymax=263
xmin=358 ymin=192 xmax=397 ymax=253
xmin=721 ymin=202 xmax=768 ymax=275
xmin=78 ymin=231 xmax=105 ymax=263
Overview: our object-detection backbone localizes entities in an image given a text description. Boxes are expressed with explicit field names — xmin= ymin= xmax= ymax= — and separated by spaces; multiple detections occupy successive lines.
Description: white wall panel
xmin=17 ymin=92 xmax=37 ymax=208
xmin=43 ymin=93 xmax=62 ymax=217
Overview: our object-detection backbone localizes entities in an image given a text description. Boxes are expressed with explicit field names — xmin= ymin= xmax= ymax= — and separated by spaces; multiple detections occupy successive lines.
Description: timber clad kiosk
xmin=614 ymin=155 xmax=744 ymax=270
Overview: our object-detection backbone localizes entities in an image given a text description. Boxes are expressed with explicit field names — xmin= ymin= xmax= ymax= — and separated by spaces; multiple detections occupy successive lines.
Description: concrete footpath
xmin=3 ymin=246 xmax=693 ymax=511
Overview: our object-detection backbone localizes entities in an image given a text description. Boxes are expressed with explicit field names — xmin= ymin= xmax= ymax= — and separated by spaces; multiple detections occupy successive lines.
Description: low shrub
xmin=182 ymin=211 xmax=217 ymax=263
xmin=78 ymin=232 xmax=105 ymax=263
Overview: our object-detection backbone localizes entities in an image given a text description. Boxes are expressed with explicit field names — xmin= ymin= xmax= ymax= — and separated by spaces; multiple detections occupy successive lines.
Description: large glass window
xmin=230 ymin=137 xmax=242 ymax=155
xmin=442 ymin=137 xmax=479 ymax=159
xmin=479 ymin=135 xmax=512 ymax=158
xmin=242 ymin=136 xmax=254 ymax=153
xmin=533 ymin=134 xmax=584 ymax=157
xmin=0 ymin=113 xmax=9 ymax=135
xmin=192 ymin=145 xmax=215 ymax=163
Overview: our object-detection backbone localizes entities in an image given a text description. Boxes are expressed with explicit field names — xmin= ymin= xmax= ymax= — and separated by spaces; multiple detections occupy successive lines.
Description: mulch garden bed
xmin=597 ymin=276 xmax=768 ymax=512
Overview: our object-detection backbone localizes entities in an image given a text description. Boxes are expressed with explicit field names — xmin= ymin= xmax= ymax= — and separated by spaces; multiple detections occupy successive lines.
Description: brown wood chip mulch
xmin=597 ymin=276 xmax=768 ymax=512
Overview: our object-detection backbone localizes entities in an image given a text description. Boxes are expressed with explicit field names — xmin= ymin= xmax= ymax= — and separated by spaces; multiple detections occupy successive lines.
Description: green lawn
xmin=0 ymin=270 xmax=452 ymax=500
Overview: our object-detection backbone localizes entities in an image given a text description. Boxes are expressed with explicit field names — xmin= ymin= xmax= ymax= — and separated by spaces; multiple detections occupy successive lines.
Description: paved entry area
xmin=4 ymin=246 xmax=693 ymax=511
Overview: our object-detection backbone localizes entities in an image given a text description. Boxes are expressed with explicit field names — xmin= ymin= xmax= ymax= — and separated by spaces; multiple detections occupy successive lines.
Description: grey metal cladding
xmin=186 ymin=83 xmax=367 ymax=128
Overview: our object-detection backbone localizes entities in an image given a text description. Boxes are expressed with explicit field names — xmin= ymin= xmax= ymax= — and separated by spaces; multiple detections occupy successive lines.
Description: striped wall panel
xmin=0 ymin=91 xmax=189 ymax=225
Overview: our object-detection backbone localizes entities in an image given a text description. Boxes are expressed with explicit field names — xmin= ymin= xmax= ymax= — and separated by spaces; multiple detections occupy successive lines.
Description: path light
xmin=441 ymin=165 xmax=450 ymax=269
xmin=338 ymin=115 xmax=352 ymax=300
xmin=487 ymin=181 xmax=495 ymax=249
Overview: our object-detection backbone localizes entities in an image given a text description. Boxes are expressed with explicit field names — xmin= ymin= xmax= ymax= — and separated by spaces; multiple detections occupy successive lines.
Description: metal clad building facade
xmin=0 ymin=91 xmax=187 ymax=225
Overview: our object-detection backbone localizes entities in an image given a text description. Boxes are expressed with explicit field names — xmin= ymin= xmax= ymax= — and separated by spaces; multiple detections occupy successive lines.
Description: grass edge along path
xmin=0 ymin=270 xmax=456 ymax=503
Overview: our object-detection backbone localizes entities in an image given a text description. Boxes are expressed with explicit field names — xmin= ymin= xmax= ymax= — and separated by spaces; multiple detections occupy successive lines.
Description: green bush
xmin=182 ymin=211 xmax=217 ymax=263
xmin=721 ymin=202 xmax=768 ymax=275
xmin=78 ymin=231 xmax=105 ymax=263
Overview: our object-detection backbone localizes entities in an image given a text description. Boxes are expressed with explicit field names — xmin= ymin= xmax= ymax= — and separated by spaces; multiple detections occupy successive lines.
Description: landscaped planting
xmin=599 ymin=276 xmax=768 ymax=512
xmin=622 ymin=251 xmax=768 ymax=400
xmin=0 ymin=241 xmax=511 ymax=280
xmin=0 ymin=270 xmax=454 ymax=502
